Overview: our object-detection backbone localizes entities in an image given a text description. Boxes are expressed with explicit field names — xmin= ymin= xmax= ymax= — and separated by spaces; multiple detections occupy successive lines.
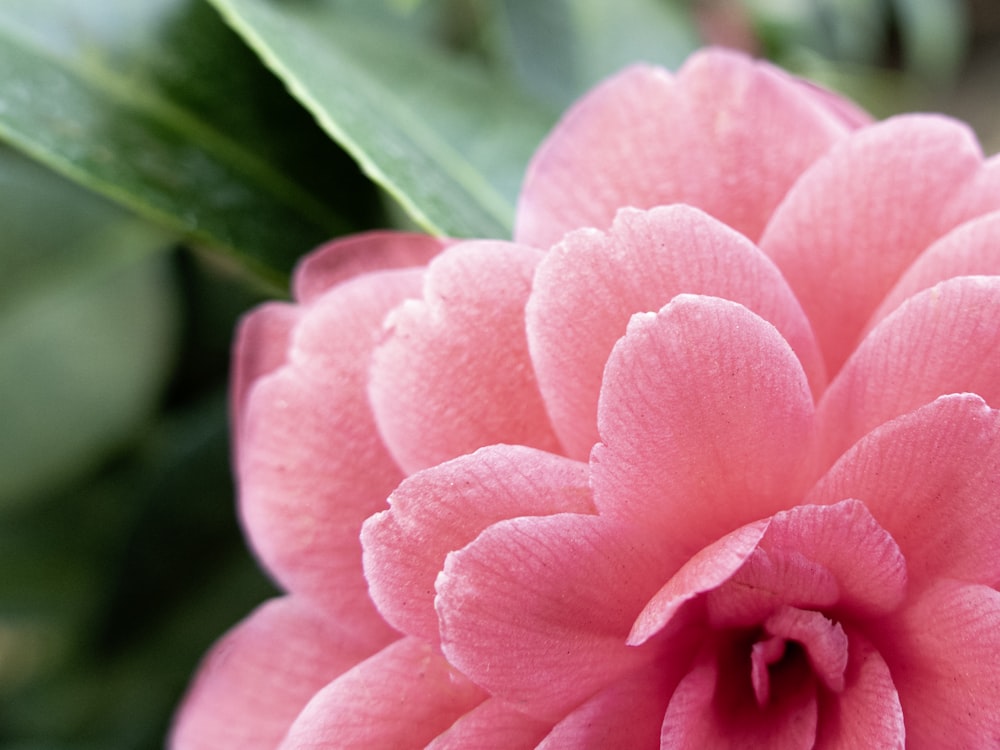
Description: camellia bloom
xmin=171 ymin=48 xmax=1000 ymax=748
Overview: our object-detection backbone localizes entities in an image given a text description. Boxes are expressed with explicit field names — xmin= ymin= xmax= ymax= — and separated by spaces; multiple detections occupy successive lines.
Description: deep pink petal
xmin=814 ymin=631 xmax=904 ymax=750
xmin=515 ymin=48 xmax=853 ymax=249
xmin=760 ymin=115 xmax=985 ymax=376
xmin=292 ymin=231 xmax=446 ymax=305
xmin=628 ymin=521 xmax=767 ymax=646
xmin=877 ymin=580 xmax=1000 ymax=747
xmin=660 ymin=643 xmax=818 ymax=749
xmin=369 ymin=241 xmax=561 ymax=473
xmin=437 ymin=513 xmax=669 ymax=721
xmin=527 ymin=205 xmax=826 ymax=459
xmin=535 ymin=661 xmax=675 ymax=749
xmin=239 ymin=269 xmax=422 ymax=644
xmin=817 ymin=277 xmax=1000 ymax=467
xmin=231 ymin=302 xmax=300 ymax=444
xmin=169 ymin=597 xmax=377 ymax=750
xmin=362 ymin=445 xmax=592 ymax=644
xmin=762 ymin=606 xmax=848 ymax=693
xmin=866 ymin=210 xmax=1000 ymax=333
xmin=709 ymin=499 xmax=906 ymax=627
xmin=425 ymin=699 xmax=552 ymax=750
xmin=591 ymin=295 xmax=816 ymax=550
xmin=278 ymin=637 xmax=486 ymax=750
xmin=808 ymin=395 xmax=1000 ymax=590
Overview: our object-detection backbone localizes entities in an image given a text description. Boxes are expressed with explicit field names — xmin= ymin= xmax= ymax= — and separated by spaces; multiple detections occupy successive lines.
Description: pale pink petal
xmin=591 ymin=295 xmax=816 ymax=551
xmin=940 ymin=152 xmax=1000 ymax=226
xmin=169 ymin=597 xmax=377 ymax=750
xmin=278 ymin=637 xmax=487 ymax=750
xmin=231 ymin=302 xmax=300 ymax=443
xmin=535 ymin=661 xmax=676 ymax=749
xmin=808 ymin=394 xmax=1000 ymax=590
xmin=239 ymin=269 xmax=422 ymax=645
xmin=817 ymin=277 xmax=1000 ymax=466
xmin=877 ymin=580 xmax=1000 ymax=747
xmin=425 ymin=699 xmax=552 ymax=750
xmin=660 ymin=643 xmax=818 ymax=749
xmin=362 ymin=445 xmax=592 ymax=644
xmin=515 ymin=48 xmax=854 ymax=249
xmin=292 ymin=231 xmax=446 ymax=304
xmin=814 ymin=631 xmax=905 ymax=750
xmin=436 ymin=513 xmax=670 ymax=721
xmin=369 ymin=241 xmax=561 ymax=473
xmin=527 ymin=205 xmax=826 ymax=459
xmin=791 ymin=79 xmax=873 ymax=129
xmin=760 ymin=115 xmax=985 ymax=375
xmin=866 ymin=210 xmax=1000 ymax=332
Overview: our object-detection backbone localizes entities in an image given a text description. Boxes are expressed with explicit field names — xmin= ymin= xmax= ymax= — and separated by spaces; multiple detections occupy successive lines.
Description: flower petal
xmin=818 ymin=277 xmax=1000 ymax=467
xmin=425 ymin=699 xmax=552 ymax=750
xmin=292 ymin=231 xmax=446 ymax=305
xmin=760 ymin=115 xmax=986 ymax=375
xmin=591 ymin=295 xmax=816 ymax=550
xmin=660 ymin=642 xmax=818 ymax=749
xmin=278 ymin=637 xmax=486 ymax=750
xmin=369 ymin=241 xmax=561 ymax=473
xmin=239 ymin=269 xmax=422 ymax=644
xmin=515 ymin=48 xmax=854 ymax=249
xmin=866 ymin=210 xmax=1000 ymax=333
xmin=527 ymin=205 xmax=826 ymax=459
xmin=362 ymin=445 xmax=592 ymax=644
xmin=814 ymin=631 xmax=904 ymax=750
xmin=535 ymin=661 xmax=676 ymax=749
xmin=878 ymin=580 xmax=1000 ymax=747
xmin=169 ymin=597 xmax=377 ymax=750
xmin=628 ymin=521 xmax=767 ymax=646
xmin=231 ymin=302 xmax=300 ymax=444
xmin=808 ymin=395 xmax=1000 ymax=590
xmin=436 ymin=513 xmax=669 ymax=721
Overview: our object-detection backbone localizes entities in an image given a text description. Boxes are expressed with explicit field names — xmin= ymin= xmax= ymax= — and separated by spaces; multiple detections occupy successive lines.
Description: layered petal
xmin=760 ymin=115 xmax=987 ymax=375
xmin=516 ymin=48 xmax=857 ymax=249
xmin=877 ymin=580 xmax=1000 ymax=747
xmin=292 ymin=231 xmax=446 ymax=305
xmin=818 ymin=277 xmax=1000 ymax=466
xmin=814 ymin=632 xmax=905 ymax=750
xmin=278 ymin=637 xmax=486 ymax=750
xmin=169 ymin=598 xmax=377 ymax=750
xmin=239 ymin=269 xmax=422 ymax=644
xmin=436 ymin=513 xmax=670 ymax=721
xmin=660 ymin=642 xmax=818 ymax=750
xmin=527 ymin=205 xmax=826 ymax=458
xmin=632 ymin=501 xmax=906 ymax=645
xmin=362 ymin=445 xmax=592 ymax=644
xmin=425 ymin=699 xmax=552 ymax=750
xmin=591 ymin=295 xmax=816 ymax=551
xmin=231 ymin=302 xmax=300 ymax=443
xmin=808 ymin=395 xmax=1000 ymax=590
xmin=536 ymin=661 xmax=677 ymax=749
xmin=866 ymin=210 xmax=1000 ymax=332
xmin=369 ymin=241 xmax=561 ymax=473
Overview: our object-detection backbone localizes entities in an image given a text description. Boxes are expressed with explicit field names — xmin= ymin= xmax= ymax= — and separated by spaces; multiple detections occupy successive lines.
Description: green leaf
xmin=493 ymin=0 xmax=700 ymax=108
xmin=0 ymin=0 xmax=354 ymax=286
xmin=0 ymin=149 xmax=179 ymax=509
xmin=208 ymin=0 xmax=559 ymax=239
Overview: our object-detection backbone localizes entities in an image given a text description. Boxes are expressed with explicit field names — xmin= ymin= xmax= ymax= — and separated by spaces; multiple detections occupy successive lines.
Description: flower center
xmin=749 ymin=605 xmax=848 ymax=707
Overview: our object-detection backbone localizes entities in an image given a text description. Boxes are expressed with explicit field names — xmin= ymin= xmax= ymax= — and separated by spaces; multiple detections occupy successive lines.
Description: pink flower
xmin=171 ymin=49 xmax=1000 ymax=749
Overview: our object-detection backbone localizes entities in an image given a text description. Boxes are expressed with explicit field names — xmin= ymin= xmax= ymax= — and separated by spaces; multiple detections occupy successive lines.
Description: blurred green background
xmin=0 ymin=1 xmax=996 ymax=747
